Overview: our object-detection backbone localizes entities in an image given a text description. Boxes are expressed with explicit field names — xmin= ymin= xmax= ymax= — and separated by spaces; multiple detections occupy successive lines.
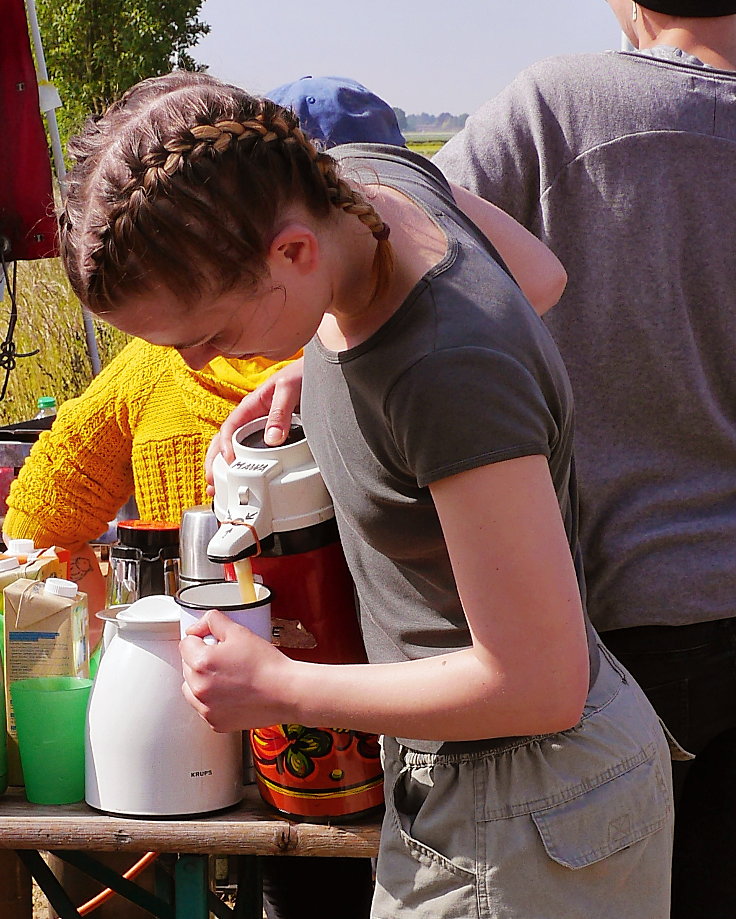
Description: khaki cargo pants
xmin=373 ymin=644 xmax=674 ymax=918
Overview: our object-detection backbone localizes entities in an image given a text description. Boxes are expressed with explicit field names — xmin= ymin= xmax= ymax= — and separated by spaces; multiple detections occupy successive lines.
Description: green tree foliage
xmin=36 ymin=0 xmax=210 ymax=146
xmin=392 ymin=106 xmax=407 ymax=131
xmin=404 ymin=111 xmax=469 ymax=133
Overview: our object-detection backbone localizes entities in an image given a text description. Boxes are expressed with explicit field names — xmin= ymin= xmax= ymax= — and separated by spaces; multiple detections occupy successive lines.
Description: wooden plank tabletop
xmin=0 ymin=786 xmax=382 ymax=858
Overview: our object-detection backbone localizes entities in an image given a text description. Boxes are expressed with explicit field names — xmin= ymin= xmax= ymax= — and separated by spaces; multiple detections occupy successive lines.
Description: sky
xmin=194 ymin=0 xmax=621 ymax=116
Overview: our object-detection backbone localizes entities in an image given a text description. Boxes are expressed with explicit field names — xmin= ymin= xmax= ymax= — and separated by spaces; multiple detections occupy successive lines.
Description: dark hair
xmin=60 ymin=71 xmax=392 ymax=314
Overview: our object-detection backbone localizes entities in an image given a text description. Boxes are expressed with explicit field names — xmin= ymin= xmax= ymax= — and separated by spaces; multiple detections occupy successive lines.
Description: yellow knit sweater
xmin=4 ymin=339 xmax=296 ymax=550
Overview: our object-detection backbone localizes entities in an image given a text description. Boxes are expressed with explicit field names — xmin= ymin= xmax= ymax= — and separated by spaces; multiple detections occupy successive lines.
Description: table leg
xmin=155 ymin=854 xmax=177 ymax=906
xmin=171 ymin=856 xmax=260 ymax=919
xmin=174 ymin=855 xmax=209 ymax=919
xmin=12 ymin=849 xmax=264 ymax=919
xmin=0 ymin=849 xmax=32 ymax=919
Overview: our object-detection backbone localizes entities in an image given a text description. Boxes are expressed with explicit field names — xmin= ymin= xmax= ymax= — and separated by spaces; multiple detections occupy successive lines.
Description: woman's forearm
xmin=181 ymin=610 xmax=588 ymax=741
xmin=183 ymin=456 xmax=591 ymax=741
xmin=288 ymin=645 xmax=587 ymax=741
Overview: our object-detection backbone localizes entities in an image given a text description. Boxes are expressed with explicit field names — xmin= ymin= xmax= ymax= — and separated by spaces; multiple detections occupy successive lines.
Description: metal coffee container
xmin=179 ymin=505 xmax=225 ymax=588
xmin=106 ymin=519 xmax=180 ymax=606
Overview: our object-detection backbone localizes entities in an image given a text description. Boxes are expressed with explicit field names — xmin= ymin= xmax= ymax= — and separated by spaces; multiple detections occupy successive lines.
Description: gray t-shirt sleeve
xmin=434 ymin=62 xmax=566 ymax=230
xmin=386 ymin=346 xmax=554 ymax=488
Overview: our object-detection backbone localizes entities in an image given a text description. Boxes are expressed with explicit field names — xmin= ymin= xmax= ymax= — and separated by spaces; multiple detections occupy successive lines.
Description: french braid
xmin=60 ymin=72 xmax=393 ymax=314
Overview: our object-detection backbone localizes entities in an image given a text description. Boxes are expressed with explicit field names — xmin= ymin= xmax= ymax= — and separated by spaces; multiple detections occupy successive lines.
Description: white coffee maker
xmin=85 ymin=596 xmax=242 ymax=817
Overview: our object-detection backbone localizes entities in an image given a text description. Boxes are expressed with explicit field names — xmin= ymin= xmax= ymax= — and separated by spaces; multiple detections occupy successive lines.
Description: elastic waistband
xmin=395 ymin=732 xmax=545 ymax=757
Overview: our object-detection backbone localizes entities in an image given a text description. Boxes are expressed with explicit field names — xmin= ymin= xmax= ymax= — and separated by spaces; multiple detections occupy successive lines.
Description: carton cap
xmin=44 ymin=577 xmax=78 ymax=599
xmin=0 ymin=556 xmax=21 ymax=572
xmin=6 ymin=539 xmax=35 ymax=555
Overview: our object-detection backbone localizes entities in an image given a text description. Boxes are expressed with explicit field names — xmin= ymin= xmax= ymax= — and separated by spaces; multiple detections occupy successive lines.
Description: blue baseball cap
xmin=266 ymin=75 xmax=406 ymax=148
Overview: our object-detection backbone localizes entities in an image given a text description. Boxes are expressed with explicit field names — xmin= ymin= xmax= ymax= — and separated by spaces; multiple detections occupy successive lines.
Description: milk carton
xmin=0 ymin=544 xmax=70 ymax=613
xmin=0 ymin=545 xmax=70 ymax=658
xmin=3 ymin=577 xmax=88 ymax=785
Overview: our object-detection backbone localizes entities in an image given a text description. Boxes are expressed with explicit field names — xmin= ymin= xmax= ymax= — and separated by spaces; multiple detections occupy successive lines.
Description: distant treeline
xmin=392 ymin=108 xmax=469 ymax=134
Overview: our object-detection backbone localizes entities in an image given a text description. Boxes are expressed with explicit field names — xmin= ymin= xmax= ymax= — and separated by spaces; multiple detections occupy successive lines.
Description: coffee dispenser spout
xmin=206 ymin=514 xmax=266 ymax=564
xmin=208 ymin=413 xmax=335 ymax=565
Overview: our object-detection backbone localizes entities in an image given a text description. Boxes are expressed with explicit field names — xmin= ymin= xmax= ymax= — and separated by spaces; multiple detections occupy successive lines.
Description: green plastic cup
xmin=10 ymin=676 xmax=92 ymax=804
xmin=89 ymin=643 xmax=102 ymax=681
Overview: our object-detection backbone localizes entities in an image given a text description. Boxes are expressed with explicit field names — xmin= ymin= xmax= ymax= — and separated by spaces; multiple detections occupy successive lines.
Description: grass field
xmin=407 ymin=138 xmax=447 ymax=157
xmin=0 ymin=259 xmax=127 ymax=425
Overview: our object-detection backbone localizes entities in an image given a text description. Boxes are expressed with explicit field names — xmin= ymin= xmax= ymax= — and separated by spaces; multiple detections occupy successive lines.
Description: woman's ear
xmin=268 ymin=223 xmax=320 ymax=277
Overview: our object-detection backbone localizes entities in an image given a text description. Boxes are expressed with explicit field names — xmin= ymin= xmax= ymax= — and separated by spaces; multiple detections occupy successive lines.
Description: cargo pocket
xmin=387 ymin=765 xmax=477 ymax=879
xmin=390 ymin=762 xmax=477 ymax=878
xmin=374 ymin=761 xmax=478 ymax=918
xmin=531 ymin=745 xmax=670 ymax=869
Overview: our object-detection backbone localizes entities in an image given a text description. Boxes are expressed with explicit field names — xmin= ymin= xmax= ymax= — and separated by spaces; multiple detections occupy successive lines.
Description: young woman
xmin=59 ymin=71 xmax=673 ymax=918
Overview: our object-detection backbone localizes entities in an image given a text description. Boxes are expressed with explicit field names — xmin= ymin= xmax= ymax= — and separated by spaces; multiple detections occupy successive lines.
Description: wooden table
xmin=0 ymin=785 xmax=382 ymax=919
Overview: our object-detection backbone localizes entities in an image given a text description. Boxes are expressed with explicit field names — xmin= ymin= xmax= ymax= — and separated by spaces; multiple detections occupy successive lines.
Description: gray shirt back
xmin=435 ymin=49 xmax=736 ymax=631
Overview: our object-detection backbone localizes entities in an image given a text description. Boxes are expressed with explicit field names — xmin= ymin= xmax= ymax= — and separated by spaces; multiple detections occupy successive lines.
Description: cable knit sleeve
xmin=4 ymin=339 xmax=162 ymax=550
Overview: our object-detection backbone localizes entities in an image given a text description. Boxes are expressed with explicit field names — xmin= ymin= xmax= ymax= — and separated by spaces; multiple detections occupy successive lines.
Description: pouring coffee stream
xmin=233 ymin=559 xmax=258 ymax=604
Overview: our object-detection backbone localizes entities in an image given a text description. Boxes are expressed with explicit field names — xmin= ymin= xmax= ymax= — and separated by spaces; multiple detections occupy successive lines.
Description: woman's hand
xmin=205 ymin=358 xmax=305 ymax=491
xmin=180 ymin=609 xmax=297 ymax=732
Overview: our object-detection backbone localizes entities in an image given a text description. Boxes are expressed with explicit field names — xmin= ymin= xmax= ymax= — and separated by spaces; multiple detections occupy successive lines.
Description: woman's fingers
xmin=263 ymin=358 xmax=304 ymax=445
xmin=218 ymin=358 xmax=306 ymax=455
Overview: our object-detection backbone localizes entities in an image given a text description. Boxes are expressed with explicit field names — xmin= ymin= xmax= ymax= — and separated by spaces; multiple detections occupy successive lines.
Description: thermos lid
xmin=44 ymin=577 xmax=78 ymax=598
xmin=117 ymin=520 xmax=180 ymax=553
xmin=117 ymin=595 xmax=179 ymax=622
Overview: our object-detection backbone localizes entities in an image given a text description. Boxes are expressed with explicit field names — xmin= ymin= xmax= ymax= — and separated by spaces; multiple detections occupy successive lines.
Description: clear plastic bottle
xmin=34 ymin=395 xmax=57 ymax=419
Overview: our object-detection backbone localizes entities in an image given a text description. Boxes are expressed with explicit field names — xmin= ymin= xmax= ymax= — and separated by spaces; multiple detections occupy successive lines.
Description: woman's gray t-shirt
xmin=301 ymin=145 xmax=598 ymax=749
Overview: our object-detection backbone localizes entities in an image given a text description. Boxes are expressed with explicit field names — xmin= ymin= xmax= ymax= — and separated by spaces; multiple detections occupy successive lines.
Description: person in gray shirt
xmin=434 ymin=2 xmax=736 ymax=915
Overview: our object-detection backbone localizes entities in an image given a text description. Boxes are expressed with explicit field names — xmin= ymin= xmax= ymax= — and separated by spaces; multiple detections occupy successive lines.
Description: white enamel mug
xmin=175 ymin=580 xmax=272 ymax=642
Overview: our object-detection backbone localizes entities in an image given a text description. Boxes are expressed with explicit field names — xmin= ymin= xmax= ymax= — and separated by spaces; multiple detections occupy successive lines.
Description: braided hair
xmin=60 ymin=72 xmax=393 ymax=315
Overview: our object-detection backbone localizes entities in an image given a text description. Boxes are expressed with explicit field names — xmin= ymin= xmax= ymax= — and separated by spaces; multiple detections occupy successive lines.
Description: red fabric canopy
xmin=0 ymin=0 xmax=58 ymax=261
